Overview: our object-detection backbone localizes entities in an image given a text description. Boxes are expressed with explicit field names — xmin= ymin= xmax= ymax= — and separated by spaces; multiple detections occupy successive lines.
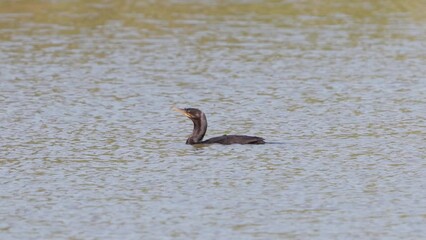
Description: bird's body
xmin=174 ymin=107 xmax=265 ymax=145
xmin=200 ymin=135 xmax=265 ymax=145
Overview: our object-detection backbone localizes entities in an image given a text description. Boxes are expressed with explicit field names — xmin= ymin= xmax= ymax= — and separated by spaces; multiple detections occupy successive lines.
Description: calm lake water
xmin=1 ymin=1 xmax=426 ymax=239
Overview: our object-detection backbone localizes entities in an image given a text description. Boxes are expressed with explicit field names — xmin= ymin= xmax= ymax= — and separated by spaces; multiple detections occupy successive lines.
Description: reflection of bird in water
xmin=173 ymin=107 xmax=265 ymax=145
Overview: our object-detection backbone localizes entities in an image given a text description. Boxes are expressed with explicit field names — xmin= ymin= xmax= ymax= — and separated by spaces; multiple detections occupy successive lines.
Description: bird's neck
xmin=187 ymin=113 xmax=207 ymax=144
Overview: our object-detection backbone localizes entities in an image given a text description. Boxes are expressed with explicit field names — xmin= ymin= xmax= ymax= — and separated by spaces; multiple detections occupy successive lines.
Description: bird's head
xmin=173 ymin=106 xmax=208 ymax=144
xmin=173 ymin=107 xmax=204 ymax=120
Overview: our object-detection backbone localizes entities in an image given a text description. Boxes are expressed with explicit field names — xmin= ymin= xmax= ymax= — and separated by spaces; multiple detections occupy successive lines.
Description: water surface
xmin=1 ymin=1 xmax=426 ymax=239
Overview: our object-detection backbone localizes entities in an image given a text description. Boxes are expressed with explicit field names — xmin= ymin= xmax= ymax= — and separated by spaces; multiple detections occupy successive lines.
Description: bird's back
xmin=201 ymin=135 xmax=265 ymax=145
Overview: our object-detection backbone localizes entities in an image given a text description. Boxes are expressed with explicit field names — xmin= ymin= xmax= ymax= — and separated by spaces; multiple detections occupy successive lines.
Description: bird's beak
xmin=173 ymin=106 xmax=191 ymax=118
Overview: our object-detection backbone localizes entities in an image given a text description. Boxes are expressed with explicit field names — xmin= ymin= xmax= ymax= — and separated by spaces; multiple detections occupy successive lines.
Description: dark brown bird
xmin=173 ymin=107 xmax=265 ymax=145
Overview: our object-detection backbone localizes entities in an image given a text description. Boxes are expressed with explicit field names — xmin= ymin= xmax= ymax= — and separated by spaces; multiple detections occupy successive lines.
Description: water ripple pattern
xmin=1 ymin=1 xmax=425 ymax=239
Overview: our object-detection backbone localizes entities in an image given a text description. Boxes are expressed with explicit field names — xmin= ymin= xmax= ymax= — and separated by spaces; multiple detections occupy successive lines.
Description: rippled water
xmin=1 ymin=1 xmax=426 ymax=239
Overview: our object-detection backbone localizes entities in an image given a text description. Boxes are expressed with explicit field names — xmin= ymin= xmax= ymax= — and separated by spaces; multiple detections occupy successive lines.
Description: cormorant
xmin=173 ymin=107 xmax=265 ymax=145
